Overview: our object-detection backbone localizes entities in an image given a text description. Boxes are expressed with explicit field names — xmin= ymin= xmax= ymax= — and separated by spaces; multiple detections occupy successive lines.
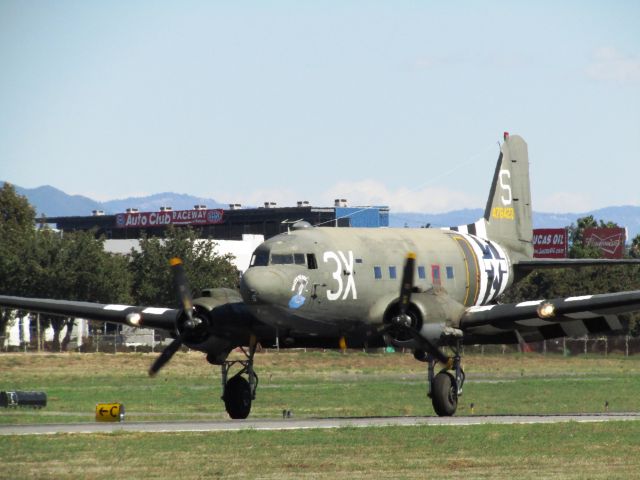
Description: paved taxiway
xmin=2 ymin=413 xmax=639 ymax=435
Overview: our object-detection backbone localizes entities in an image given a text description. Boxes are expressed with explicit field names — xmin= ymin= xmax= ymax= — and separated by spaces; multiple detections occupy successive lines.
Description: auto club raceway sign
xmin=115 ymin=209 xmax=224 ymax=228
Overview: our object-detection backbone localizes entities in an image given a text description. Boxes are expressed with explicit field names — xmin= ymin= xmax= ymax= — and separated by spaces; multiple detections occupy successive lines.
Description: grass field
xmin=1 ymin=350 xmax=639 ymax=423
xmin=1 ymin=351 xmax=640 ymax=478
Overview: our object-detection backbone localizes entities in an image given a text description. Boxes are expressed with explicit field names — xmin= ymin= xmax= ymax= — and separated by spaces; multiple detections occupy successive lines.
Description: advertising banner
xmin=533 ymin=228 xmax=568 ymax=258
xmin=115 ymin=209 xmax=224 ymax=229
xmin=583 ymin=227 xmax=626 ymax=259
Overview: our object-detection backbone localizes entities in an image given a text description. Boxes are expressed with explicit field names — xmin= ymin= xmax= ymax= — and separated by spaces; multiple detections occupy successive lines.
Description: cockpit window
xmin=250 ymin=251 xmax=269 ymax=267
xmin=250 ymin=249 xmax=314 ymax=268
xmin=271 ymin=254 xmax=294 ymax=265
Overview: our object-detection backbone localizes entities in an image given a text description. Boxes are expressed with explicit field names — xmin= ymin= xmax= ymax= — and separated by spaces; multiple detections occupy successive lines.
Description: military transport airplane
xmin=2 ymin=133 xmax=640 ymax=419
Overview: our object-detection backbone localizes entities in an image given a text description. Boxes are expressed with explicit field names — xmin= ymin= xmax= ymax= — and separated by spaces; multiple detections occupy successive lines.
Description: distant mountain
xmin=388 ymin=206 xmax=640 ymax=239
xmin=10 ymin=184 xmax=103 ymax=218
xmin=4 ymin=181 xmax=640 ymax=239
xmin=103 ymin=193 xmax=226 ymax=213
xmin=3 ymin=182 xmax=226 ymax=217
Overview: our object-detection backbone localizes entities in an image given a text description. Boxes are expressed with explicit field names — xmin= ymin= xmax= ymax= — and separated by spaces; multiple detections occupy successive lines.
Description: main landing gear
xmin=220 ymin=337 xmax=259 ymax=419
xmin=418 ymin=345 xmax=465 ymax=416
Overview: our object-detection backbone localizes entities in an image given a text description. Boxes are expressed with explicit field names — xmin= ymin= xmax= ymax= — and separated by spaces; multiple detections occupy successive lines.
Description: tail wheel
xmin=223 ymin=374 xmax=252 ymax=419
xmin=431 ymin=371 xmax=458 ymax=416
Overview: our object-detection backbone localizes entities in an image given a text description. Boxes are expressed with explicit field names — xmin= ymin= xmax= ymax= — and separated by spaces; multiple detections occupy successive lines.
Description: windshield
xmin=250 ymin=250 xmax=307 ymax=267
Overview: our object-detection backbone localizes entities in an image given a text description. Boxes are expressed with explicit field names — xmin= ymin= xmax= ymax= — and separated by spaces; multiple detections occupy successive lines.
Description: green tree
xmin=0 ymin=183 xmax=37 ymax=336
xmin=129 ymin=226 xmax=238 ymax=307
xmin=630 ymin=234 xmax=640 ymax=259
xmin=26 ymin=229 xmax=133 ymax=350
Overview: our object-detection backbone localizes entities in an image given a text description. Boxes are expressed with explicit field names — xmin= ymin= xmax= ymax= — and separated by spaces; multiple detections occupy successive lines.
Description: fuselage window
xmin=374 ymin=266 xmax=382 ymax=279
xmin=251 ymin=251 xmax=269 ymax=267
xmin=389 ymin=266 xmax=397 ymax=279
xmin=446 ymin=266 xmax=454 ymax=279
xmin=418 ymin=266 xmax=426 ymax=279
xmin=294 ymin=253 xmax=306 ymax=265
xmin=307 ymin=254 xmax=318 ymax=269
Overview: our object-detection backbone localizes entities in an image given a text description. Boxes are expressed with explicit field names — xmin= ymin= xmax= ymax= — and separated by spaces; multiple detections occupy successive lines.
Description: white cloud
xmin=322 ymin=179 xmax=482 ymax=213
xmin=218 ymin=180 xmax=483 ymax=213
xmin=536 ymin=192 xmax=594 ymax=213
xmin=585 ymin=47 xmax=640 ymax=84
xmin=216 ymin=187 xmax=301 ymax=209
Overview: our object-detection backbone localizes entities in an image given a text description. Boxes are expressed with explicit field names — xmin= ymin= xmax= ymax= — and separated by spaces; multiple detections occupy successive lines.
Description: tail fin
xmin=483 ymin=134 xmax=533 ymax=262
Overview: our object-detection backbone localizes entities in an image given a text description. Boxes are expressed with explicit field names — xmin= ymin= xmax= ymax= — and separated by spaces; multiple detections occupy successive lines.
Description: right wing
xmin=459 ymin=290 xmax=640 ymax=344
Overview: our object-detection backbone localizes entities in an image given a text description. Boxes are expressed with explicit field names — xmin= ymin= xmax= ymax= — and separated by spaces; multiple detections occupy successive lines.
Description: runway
xmin=2 ymin=413 xmax=639 ymax=436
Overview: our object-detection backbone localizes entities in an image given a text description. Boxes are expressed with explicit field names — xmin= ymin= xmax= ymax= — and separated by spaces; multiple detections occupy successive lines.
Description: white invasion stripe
xmin=566 ymin=295 xmax=593 ymax=302
xmin=467 ymin=305 xmax=495 ymax=313
xmin=515 ymin=300 xmax=544 ymax=307
xmin=103 ymin=304 xmax=132 ymax=311
xmin=457 ymin=224 xmax=468 ymax=234
xmin=475 ymin=220 xmax=488 ymax=239
xmin=142 ymin=307 xmax=172 ymax=315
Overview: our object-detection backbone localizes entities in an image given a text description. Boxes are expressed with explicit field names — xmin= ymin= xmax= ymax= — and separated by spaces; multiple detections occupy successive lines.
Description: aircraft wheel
xmin=223 ymin=374 xmax=252 ymax=419
xmin=431 ymin=371 xmax=458 ymax=417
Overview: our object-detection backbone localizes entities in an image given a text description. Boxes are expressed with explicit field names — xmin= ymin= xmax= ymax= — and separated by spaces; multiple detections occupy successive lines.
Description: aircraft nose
xmin=240 ymin=268 xmax=287 ymax=304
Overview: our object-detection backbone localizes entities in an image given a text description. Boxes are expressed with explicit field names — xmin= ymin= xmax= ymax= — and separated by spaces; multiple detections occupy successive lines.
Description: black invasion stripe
xmin=467 ymin=223 xmax=477 ymax=235
xmin=451 ymin=226 xmax=459 ymax=232
xmin=539 ymin=324 xmax=566 ymax=340
xmin=583 ymin=317 xmax=612 ymax=334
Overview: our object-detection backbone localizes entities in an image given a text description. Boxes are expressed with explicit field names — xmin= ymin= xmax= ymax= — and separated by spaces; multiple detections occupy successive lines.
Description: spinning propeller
xmin=148 ymin=258 xmax=200 ymax=376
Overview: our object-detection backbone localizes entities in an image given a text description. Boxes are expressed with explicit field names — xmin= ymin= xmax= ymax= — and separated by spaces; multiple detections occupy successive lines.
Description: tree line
xmin=0 ymin=183 xmax=238 ymax=349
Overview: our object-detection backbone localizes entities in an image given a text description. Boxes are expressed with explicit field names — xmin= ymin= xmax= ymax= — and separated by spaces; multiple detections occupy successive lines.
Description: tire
xmin=223 ymin=374 xmax=252 ymax=419
xmin=431 ymin=371 xmax=458 ymax=416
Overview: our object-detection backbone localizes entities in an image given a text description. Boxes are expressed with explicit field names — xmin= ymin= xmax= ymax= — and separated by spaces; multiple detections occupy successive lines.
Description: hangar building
xmin=40 ymin=200 xmax=390 ymax=241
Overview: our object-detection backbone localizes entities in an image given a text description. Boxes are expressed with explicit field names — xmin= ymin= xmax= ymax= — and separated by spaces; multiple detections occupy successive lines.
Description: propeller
xmin=148 ymin=257 xmax=198 ymax=377
xmin=385 ymin=252 xmax=449 ymax=364
xmin=397 ymin=252 xmax=417 ymax=326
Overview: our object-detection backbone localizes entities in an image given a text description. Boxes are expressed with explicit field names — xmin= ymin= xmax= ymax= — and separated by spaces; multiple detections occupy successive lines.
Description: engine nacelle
xmin=383 ymin=289 xmax=466 ymax=350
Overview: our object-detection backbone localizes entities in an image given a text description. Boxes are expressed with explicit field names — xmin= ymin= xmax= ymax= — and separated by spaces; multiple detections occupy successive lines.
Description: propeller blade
xmin=148 ymin=336 xmax=184 ymax=377
xmin=398 ymin=252 xmax=416 ymax=316
xmin=170 ymin=257 xmax=195 ymax=327
xmin=390 ymin=252 xmax=449 ymax=364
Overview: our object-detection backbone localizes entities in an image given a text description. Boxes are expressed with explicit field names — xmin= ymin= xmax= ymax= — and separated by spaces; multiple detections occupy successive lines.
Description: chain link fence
xmin=3 ymin=331 xmax=640 ymax=356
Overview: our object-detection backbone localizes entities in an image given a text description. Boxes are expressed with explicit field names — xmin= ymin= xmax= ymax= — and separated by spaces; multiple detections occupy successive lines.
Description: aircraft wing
xmin=0 ymin=295 xmax=178 ymax=331
xmin=459 ymin=290 xmax=640 ymax=343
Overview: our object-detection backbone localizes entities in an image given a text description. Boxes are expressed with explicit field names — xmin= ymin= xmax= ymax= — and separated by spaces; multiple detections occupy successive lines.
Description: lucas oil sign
xmin=533 ymin=228 xmax=568 ymax=258
xmin=115 ymin=209 xmax=224 ymax=229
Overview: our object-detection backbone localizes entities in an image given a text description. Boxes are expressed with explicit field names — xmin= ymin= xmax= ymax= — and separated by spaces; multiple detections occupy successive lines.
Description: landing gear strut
xmin=425 ymin=345 xmax=465 ymax=417
xmin=221 ymin=337 xmax=259 ymax=419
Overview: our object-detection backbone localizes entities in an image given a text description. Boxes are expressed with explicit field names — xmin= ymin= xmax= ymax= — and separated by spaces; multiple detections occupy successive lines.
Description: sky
xmin=1 ymin=1 xmax=639 ymax=214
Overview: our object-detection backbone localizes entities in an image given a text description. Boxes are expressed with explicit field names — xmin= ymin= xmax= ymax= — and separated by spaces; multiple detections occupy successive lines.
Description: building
xmin=39 ymin=201 xmax=390 ymax=241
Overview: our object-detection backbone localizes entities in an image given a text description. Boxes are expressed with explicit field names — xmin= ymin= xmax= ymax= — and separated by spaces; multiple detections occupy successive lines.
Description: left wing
xmin=0 ymin=295 xmax=178 ymax=330
xmin=459 ymin=290 xmax=640 ymax=343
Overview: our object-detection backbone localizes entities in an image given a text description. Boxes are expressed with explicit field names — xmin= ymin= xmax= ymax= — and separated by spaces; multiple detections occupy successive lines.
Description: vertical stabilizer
xmin=483 ymin=134 xmax=533 ymax=262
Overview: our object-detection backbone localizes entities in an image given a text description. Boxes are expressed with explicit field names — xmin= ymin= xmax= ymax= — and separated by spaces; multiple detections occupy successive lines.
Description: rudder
xmin=483 ymin=133 xmax=533 ymax=262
